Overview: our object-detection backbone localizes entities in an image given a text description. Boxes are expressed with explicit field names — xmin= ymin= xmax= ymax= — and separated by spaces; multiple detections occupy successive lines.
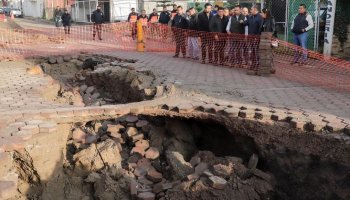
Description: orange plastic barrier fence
xmin=0 ymin=22 xmax=349 ymax=92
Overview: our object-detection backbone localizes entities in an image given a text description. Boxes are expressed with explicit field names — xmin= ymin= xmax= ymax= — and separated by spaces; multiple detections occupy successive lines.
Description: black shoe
xmin=173 ymin=55 xmax=179 ymax=58
xmin=290 ymin=61 xmax=297 ymax=65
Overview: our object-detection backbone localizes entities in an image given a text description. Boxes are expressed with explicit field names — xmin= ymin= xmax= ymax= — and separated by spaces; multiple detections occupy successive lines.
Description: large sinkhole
xmin=15 ymin=114 xmax=350 ymax=200
xmin=37 ymin=54 xmax=171 ymax=106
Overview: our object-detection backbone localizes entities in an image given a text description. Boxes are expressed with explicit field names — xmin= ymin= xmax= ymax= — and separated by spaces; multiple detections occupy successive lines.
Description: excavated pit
xmin=12 ymin=114 xmax=350 ymax=200
xmin=35 ymin=54 xmax=174 ymax=106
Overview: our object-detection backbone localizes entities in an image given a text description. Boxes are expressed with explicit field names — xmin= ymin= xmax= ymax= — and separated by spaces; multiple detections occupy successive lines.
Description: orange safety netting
xmin=1 ymin=22 xmax=350 ymax=92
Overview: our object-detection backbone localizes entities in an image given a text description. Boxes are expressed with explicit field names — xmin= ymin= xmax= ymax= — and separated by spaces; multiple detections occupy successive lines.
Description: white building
xmin=72 ymin=0 xmax=137 ymax=22
xmin=22 ymin=0 xmax=44 ymax=18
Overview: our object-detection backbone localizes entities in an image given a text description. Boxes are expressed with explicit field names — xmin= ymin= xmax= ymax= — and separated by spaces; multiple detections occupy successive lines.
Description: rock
xmin=137 ymin=158 xmax=152 ymax=169
xmin=63 ymin=55 xmax=71 ymax=62
xmin=56 ymin=57 xmax=64 ymax=64
xmin=137 ymin=192 xmax=155 ymax=200
xmin=80 ymin=85 xmax=88 ymax=93
xmin=126 ymin=116 xmax=138 ymax=123
xmin=73 ymin=145 xmax=103 ymax=176
xmin=197 ymin=151 xmax=216 ymax=164
xmin=131 ymin=134 xmax=144 ymax=142
xmin=190 ymin=155 xmax=201 ymax=167
xmin=27 ymin=65 xmax=43 ymax=75
xmin=48 ymin=57 xmax=57 ymax=64
xmin=0 ymin=181 xmax=17 ymax=199
xmin=131 ymin=146 xmax=147 ymax=156
xmin=203 ymin=170 xmax=214 ymax=177
xmin=86 ymin=86 xmax=95 ymax=94
xmin=194 ymin=162 xmax=208 ymax=175
xmin=248 ymin=154 xmax=259 ymax=169
xmin=165 ymin=138 xmax=197 ymax=162
xmin=150 ymin=127 xmax=166 ymax=151
xmin=135 ymin=139 xmax=150 ymax=148
xmin=72 ymin=128 xmax=86 ymax=143
xmin=212 ymin=163 xmax=233 ymax=178
xmin=126 ymin=127 xmax=138 ymax=137
xmin=146 ymin=170 xmax=163 ymax=183
xmin=96 ymin=139 xmax=122 ymax=167
xmin=166 ymin=151 xmax=193 ymax=180
xmin=91 ymin=92 xmax=100 ymax=100
xmin=136 ymin=120 xmax=149 ymax=128
xmin=94 ymin=122 xmax=103 ymax=133
xmin=134 ymin=167 xmax=148 ymax=177
xmin=208 ymin=176 xmax=227 ymax=190
xmin=107 ymin=124 xmax=125 ymax=136
xmin=128 ymin=154 xmax=143 ymax=164
xmin=186 ymin=173 xmax=199 ymax=181
xmin=138 ymin=176 xmax=153 ymax=185
xmin=145 ymin=147 xmax=159 ymax=160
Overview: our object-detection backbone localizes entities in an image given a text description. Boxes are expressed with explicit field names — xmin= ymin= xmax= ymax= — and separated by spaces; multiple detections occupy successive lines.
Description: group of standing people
xmin=128 ymin=3 xmax=313 ymax=69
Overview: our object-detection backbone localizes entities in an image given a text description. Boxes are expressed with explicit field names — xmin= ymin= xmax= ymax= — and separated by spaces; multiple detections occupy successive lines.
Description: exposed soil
xmin=12 ymin=115 xmax=350 ymax=200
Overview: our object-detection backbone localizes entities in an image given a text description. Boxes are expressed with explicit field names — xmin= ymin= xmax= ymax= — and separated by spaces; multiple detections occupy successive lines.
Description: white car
xmin=11 ymin=9 xmax=22 ymax=18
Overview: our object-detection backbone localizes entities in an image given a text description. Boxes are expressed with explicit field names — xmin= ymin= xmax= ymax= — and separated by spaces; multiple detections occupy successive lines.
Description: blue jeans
xmin=293 ymin=32 xmax=308 ymax=62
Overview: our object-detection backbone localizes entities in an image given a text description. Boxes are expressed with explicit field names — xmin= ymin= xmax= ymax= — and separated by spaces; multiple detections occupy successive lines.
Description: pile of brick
xmin=257 ymin=32 xmax=274 ymax=76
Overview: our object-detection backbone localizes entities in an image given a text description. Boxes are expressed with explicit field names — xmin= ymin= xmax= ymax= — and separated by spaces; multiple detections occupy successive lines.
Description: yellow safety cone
xmin=136 ymin=20 xmax=145 ymax=52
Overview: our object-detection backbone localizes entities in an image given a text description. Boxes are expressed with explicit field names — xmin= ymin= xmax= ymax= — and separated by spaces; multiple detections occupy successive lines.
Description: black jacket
xmin=188 ymin=14 xmax=198 ymax=30
xmin=61 ymin=13 xmax=71 ymax=26
xmin=172 ymin=14 xmax=188 ymax=29
xmin=91 ymin=10 xmax=104 ymax=24
xmin=159 ymin=11 xmax=170 ymax=24
xmin=209 ymin=15 xmax=228 ymax=33
xmin=127 ymin=12 xmax=138 ymax=22
xmin=228 ymin=14 xmax=245 ymax=34
xmin=197 ymin=11 xmax=213 ymax=32
xmin=244 ymin=14 xmax=263 ymax=35
xmin=262 ymin=17 xmax=276 ymax=37
xmin=148 ymin=13 xmax=159 ymax=22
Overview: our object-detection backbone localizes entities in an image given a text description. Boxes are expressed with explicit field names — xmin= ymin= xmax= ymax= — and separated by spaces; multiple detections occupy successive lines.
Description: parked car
xmin=11 ymin=8 xmax=23 ymax=18
xmin=3 ymin=7 xmax=11 ymax=16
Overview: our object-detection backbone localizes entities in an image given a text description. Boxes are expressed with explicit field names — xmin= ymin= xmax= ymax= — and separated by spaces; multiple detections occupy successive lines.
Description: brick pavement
xmin=103 ymin=51 xmax=350 ymax=120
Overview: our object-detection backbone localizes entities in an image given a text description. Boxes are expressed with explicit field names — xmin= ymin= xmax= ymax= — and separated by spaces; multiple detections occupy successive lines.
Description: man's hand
xmin=214 ymin=35 xmax=219 ymax=40
xmin=302 ymin=28 xmax=305 ymax=32
xmin=239 ymin=20 xmax=244 ymax=23
xmin=227 ymin=31 xmax=231 ymax=35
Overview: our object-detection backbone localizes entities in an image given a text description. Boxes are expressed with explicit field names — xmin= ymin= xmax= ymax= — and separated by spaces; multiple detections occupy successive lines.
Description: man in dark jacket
xmin=159 ymin=6 xmax=170 ymax=24
xmin=209 ymin=7 xmax=228 ymax=65
xmin=187 ymin=7 xmax=199 ymax=60
xmin=91 ymin=6 xmax=104 ymax=40
xmin=226 ymin=5 xmax=245 ymax=66
xmin=197 ymin=3 xmax=213 ymax=63
xmin=244 ymin=6 xmax=263 ymax=70
xmin=128 ymin=8 xmax=138 ymax=40
xmin=61 ymin=8 xmax=71 ymax=34
xmin=171 ymin=6 xmax=188 ymax=58
xmin=290 ymin=4 xmax=314 ymax=65
xmin=149 ymin=8 xmax=159 ymax=23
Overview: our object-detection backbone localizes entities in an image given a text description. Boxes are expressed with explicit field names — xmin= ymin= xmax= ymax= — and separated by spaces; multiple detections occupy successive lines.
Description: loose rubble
xmin=38 ymin=54 xmax=176 ymax=106
xmin=60 ymin=115 xmax=275 ymax=199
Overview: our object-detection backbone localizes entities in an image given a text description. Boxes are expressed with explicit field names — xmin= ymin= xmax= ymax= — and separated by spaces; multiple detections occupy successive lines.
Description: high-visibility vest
xmin=130 ymin=15 xmax=137 ymax=23
xmin=150 ymin=15 xmax=158 ymax=23
xmin=140 ymin=18 xmax=148 ymax=26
